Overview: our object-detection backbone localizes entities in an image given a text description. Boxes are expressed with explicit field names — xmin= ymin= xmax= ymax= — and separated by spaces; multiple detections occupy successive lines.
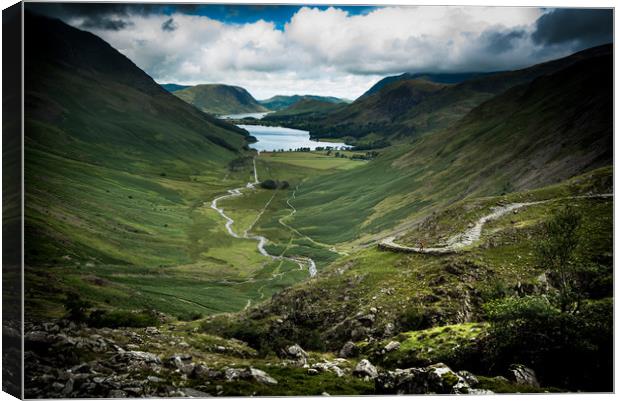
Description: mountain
xmin=300 ymin=44 xmax=612 ymax=142
xmin=360 ymin=71 xmax=497 ymax=98
xmin=24 ymin=12 xmax=252 ymax=270
xmin=285 ymin=47 xmax=612 ymax=245
xmin=200 ymin=49 xmax=612 ymax=391
xmin=173 ymin=84 xmax=267 ymax=115
xmin=261 ymin=98 xmax=348 ymax=129
xmin=160 ymin=83 xmax=191 ymax=92
xmin=260 ymin=94 xmax=350 ymax=111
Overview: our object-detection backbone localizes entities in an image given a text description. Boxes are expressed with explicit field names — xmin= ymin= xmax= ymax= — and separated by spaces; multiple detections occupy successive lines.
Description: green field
xmin=258 ymin=151 xmax=365 ymax=170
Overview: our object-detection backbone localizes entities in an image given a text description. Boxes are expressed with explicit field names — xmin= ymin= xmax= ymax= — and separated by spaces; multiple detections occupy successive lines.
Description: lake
xmin=238 ymin=125 xmax=350 ymax=152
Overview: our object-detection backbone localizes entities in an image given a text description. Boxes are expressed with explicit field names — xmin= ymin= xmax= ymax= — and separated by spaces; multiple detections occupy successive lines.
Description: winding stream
xmin=210 ymin=158 xmax=317 ymax=277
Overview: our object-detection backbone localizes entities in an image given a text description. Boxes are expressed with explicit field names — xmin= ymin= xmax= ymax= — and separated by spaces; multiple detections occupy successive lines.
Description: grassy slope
xmin=285 ymin=52 xmax=612 ymax=246
xmin=204 ymin=166 xmax=612 ymax=354
xmin=298 ymin=44 xmax=611 ymax=141
xmin=23 ymin=14 xmax=287 ymax=318
xmin=174 ymin=84 xmax=268 ymax=115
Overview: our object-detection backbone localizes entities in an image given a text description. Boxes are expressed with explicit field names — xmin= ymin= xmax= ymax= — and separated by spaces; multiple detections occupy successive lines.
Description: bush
xmin=63 ymin=293 xmax=92 ymax=323
xmin=260 ymin=179 xmax=278 ymax=190
xmin=481 ymin=296 xmax=612 ymax=391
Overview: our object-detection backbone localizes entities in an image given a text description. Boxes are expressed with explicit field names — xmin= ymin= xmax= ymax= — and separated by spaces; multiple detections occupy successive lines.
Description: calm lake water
xmin=238 ymin=125 xmax=350 ymax=152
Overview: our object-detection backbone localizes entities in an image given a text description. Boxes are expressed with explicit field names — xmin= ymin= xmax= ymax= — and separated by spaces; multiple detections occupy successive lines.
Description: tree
xmin=536 ymin=207 xmax=583 ymax=313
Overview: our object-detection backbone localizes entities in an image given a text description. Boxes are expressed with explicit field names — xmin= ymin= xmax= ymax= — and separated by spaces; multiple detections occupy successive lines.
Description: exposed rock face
xmin=375 ymin=363 xmax=471 ymax=394
xmin=24 ymin=320 xmax=276 ymax=398
xmin=353 ymin=359 xmax=378 ymax=379
xmin=507 ymin=364 xmax=539 ymax=388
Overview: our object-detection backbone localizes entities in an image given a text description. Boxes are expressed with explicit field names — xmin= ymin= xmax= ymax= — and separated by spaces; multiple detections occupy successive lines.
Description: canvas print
xmin=2 ymin=1 xmax=614 ymax=398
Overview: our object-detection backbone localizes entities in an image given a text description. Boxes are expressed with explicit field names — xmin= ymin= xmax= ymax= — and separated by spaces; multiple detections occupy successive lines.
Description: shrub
xmin=481 ymin=295 xmax=612 ymax=391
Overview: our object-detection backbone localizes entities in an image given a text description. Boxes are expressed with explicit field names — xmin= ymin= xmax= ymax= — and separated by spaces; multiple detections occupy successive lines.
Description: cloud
xmin=161 ymin=18 xmax=178 ymax=32
xmin=533 ymin=9 xmax=613 ymax=48
xmin=29 ymin=5 xmax=613 ymax=99
xmin=80 ymin=16 xmax=133 ymax=31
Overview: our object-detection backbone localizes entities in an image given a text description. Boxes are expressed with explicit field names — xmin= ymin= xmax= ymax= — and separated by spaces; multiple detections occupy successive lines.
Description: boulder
xmin=283 ymin=344 xmax=308 ymax=365
xmin=507 ymin=364 xmax=539 ymax=388
xmin=353 ymin=359 xmax=378 ymax=379
xmin=182 ymin=388 xmax=212 ymax=397
xmin=246 ymin=367 xmax=278 ymax=385
xmin=339 ymin=341 xmax=359 ymax=358
xmin=384 ymin=341 xmax=401 ymax=353
xmin=457 ymin=370 xmax=479 ymax=387
xmin=375 ymin=363 xmax=470 ymax=394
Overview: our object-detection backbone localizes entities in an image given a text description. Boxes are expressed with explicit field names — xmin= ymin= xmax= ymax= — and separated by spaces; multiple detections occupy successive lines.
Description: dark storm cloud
xmin=161 ymin=18 xmax=178 ymax=32
xmin=482 ymin=29 xmax=526 ymax=54
xmin=80 ymin=16 xmax=133 ymax=31
xmin=532 ymin=9 xmax=613 ymax=48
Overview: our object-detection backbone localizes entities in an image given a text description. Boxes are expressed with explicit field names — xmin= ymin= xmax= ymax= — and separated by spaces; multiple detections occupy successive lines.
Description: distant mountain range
xmin=160 ymin=83 xmax=191 ymax=92
xmin=279 ymin=44 xmax=612 ymax=143
xmin=172 ymin=84 xmax=268 ymax=116
xmin=359 ymin=72 xmax=498 ymax=98
xmin=259 ymin=94 xmax=350 ymax=111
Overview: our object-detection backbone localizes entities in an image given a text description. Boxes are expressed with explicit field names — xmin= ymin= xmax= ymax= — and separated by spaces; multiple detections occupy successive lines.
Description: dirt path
xmin=380 ymin=193 xmax=612 ymax=254
xmin=209 ymin=159 xmax=317 ymax=277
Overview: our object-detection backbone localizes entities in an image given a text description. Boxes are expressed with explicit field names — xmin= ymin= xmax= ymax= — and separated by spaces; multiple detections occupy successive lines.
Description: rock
xmin=307 ymin=369 xmax=319 ymax=375
xmin=358 ymin=314 xmax=375 ymax=326
xmin=507 ymin=364 xmax=539 ymax=388
xmin=457 ymin=370 xmax=479 ymax=386
xmin=469 ymin=389 xmax=494 ymax=394
xmin=246 ymin=367 xmax=278 ymax=385
xmin=166 ymin=354 xmax=191 ymax=369
xmin=108 ymin=389 xmax=127 ymax=397
xmin=384 ymin=341 xmax=401 ymax=352
xmin=375 ymin=363 xmax=470 ymax=394
xmin=353 ymin=359 xmax=378 ymax=379
xmin=339 ymin=341 xmax=359 ymax=358
xmin=311 ymin=362 xmax=345 ymax=377
xmin=283 ymin=344 xmax=308 ymax=365
xmin=191 ymin=364 xmax=210 ymax=379
xmin=182 ymin=388 xmax=212 ymax=397
xmin=62 ymin=379 xmax=74 ymax=396
xmin=124 ymin=350 xmax=161 ymax=364
xmin=123 ymin=387 xmax=143 ymax=396
xmin=145 ymin=327 xmax=160 ymax=335
xmin=147 ymin=376 xmax=163 ymax=383
xmin=384 ymin=322 xmax=395 ymax=337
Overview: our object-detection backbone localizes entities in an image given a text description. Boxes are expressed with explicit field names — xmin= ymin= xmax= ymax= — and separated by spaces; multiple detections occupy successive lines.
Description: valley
xmin=20 ymin=8 xmax=613 ymax=397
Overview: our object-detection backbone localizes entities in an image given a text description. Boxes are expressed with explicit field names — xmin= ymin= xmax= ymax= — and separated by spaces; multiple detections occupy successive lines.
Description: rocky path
xmin=209 ymin=159 xmax=317 ymax=277
xmin=380 ymin=193 xmax=612 ymax=254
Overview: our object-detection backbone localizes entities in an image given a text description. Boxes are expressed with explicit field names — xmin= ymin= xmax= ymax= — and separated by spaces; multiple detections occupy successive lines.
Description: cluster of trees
xmin=259 ymin=179 xmax=290 ymax=190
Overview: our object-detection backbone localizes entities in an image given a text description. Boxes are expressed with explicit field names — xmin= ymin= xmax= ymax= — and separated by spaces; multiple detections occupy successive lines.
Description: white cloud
xmin=69 ymin=6 xmax=579 ymax=100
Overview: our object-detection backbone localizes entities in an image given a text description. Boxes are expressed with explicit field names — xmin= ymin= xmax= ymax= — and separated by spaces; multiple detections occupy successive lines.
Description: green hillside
xmin=299 ymin=44 xmax=611 ymax=142
xmin=260 ymin=94 xmax=349 ymax=111
xmin=174 ymin=84 xmax=268 ymax=115
xmin=360 ymin=71 xmax=497 ymax=98
xmin=23 ymin=13 xmax=260 ymax=315
xmin=160 ymin=83 xmax=191 ymax=92
xmin=284 ymin=50 xmax=612 ymax=246
xmin=205 ymin=166 xmax=612 ymax=391
xmin=261 ymin=98 xmax=347 ymax=129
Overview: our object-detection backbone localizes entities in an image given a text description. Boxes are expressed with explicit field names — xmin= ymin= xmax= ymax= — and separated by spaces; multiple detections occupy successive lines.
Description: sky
xmin=27 ymin=3 xmax=613 ymax=100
